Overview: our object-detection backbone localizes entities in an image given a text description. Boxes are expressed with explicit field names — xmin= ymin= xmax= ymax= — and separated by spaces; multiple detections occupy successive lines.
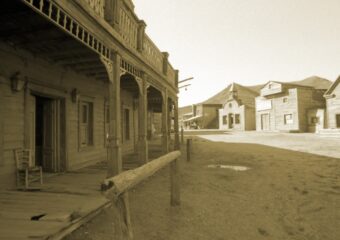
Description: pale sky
xmin=133 ymin=0 xmax=340 ymax=107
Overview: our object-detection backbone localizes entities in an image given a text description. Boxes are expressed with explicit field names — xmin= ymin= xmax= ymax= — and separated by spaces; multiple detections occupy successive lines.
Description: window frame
xmin=222 ymin=115 xmax=228 ymax=125
xmin=123 ymin=108 xmax=130 ymax=141
xmin=235 ymin=114 xmax=241 ymax=124
xmin=284 ymin=114 xmax=293 ymax=125
xmin=78 ymin=99 xmax=94 ymax=149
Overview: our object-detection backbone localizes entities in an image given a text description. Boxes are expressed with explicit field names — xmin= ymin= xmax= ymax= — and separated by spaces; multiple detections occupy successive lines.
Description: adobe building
xmin=0 ymin=0 xmax=179 ymax=189
xmin=255 ymin=81 xmax=327 ymax=132
xmin=324 ymin=76 xmax=340 ymax=130
xmin=218 ymin=83 xmax=258 ymax=131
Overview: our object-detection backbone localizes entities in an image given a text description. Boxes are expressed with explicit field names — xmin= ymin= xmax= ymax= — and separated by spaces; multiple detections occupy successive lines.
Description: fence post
xmin=170 ymin=158 xmax=180 ymax=206
xmin=112 ymin=192 xmax=133 ymax=240
xmin=186 ymin=139 xmax=191 ymax=162
xmin=181 ymin=126 xmax=184 ymax=145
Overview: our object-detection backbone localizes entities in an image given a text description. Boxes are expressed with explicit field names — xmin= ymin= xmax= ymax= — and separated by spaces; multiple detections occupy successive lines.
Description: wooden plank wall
xmin=297 ymin=88 xmax=326 ymax=132
xmin=326 ymin=84 xmax=340 ymax=128
xmin=0 ymin=42 xmax=113 ymax=188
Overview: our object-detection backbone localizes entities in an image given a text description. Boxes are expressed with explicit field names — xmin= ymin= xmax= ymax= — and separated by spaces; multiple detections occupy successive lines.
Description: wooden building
xmin=0 ymin=0 xmax=179 ymax=189
xmin=181 ymin=103 xmax=221 ymax=129
xmin=218 ymin=83 xmax=258 ymax=131
xmin=255 ymin=81 xmax=327 ymax=132
xmin=324 ymin=76 xmax=340 ymax=130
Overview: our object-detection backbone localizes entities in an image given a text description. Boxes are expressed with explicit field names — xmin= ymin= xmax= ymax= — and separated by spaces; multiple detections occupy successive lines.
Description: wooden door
xmin=26 ymin=94 xmax=36 ymax=167
xmin=42 ymin=100 xmax=57 ymax=172
xmin=261 ymin=113 xmax=270 ymax=131
xmin=228 ymin=114 xmax=234 ymax=129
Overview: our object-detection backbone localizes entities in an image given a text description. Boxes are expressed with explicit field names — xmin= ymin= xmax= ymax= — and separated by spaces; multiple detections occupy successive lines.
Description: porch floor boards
xmin=0 ymin=147 xmax=165 ymax=240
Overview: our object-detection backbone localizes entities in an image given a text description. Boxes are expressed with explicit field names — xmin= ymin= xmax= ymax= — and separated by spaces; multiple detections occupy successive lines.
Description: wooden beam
xmin=55 ymin=57 xmax=100 ymax=65
xmin=102 ymin=151 xmax=181 ymax=197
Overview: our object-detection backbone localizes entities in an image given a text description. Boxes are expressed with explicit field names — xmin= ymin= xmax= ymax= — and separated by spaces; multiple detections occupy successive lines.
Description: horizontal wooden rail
xmin=101 ymin=150 xmax=181 ymax=239
xmin=102 ymin=151 xmax=181 ymax=198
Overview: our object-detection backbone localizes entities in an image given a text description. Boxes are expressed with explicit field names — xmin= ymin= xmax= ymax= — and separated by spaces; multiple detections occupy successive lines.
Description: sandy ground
xmin=65 ymin=133 xmax=340 ymax=240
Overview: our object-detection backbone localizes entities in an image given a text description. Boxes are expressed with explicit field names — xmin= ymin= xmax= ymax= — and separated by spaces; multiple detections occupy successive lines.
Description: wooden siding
xmin=0 ymin=42 xmax=112 ymax=188
xmin=297 ymin=88 xmax=326 ymax=132
xmin=121 ymin=89 xmax=137 ymax=154
xmin=256 ymin=89 xmax=299 ymax=132
xmin=202 ymin=105 xmax=220 ymax=129
xmin=326 ymin=83 xmax=340 ymax=129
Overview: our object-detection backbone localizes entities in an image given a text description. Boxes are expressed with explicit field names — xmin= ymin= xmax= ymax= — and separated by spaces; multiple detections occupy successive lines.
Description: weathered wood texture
xmin=103 ymin=151 xmax=181 ymax=197
xmin=0 ymin=42 xmax=137 ymax=188
xmin=326 ymin=82 xmax=340 ymax=128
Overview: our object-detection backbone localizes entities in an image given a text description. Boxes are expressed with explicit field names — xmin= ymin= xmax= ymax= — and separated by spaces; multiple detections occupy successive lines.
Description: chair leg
xmin=40 ymin=167 xmax=43 ymax=185
xmin=16 ymin=171 xmax=20 ymax=188
xmin=25 ymin=168 xmax=29 ymax=189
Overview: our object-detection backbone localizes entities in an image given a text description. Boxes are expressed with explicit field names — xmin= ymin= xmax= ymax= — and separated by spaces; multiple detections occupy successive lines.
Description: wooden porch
xmin=0 ymin=145 xmax=168 ymax=240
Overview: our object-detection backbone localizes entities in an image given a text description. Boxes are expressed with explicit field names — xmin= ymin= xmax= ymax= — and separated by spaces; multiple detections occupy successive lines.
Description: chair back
xmin=14 ymin=149 xmax=33 ymax=169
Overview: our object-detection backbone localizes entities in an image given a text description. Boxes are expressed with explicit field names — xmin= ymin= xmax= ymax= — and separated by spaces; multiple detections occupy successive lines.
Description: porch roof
xmin=183 ymin=115 xmax=203 ymax=122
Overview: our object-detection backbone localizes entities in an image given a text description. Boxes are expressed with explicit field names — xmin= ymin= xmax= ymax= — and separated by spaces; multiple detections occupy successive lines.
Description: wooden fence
xmin=101 ymin=151 xmax=181 ymax=239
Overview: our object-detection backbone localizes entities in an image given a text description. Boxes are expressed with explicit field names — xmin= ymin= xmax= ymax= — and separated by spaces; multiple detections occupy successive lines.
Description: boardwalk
xmin=0 ymin=163 xmax=109 ymax=240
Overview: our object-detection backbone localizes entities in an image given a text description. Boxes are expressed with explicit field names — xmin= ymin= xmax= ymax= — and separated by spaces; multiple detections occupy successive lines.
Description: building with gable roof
xmin=218 ymin=83 xmax=259 ymax=131
xmin=255 ymin=80 xmax=328 ymax=132
xmin=324 ymin=76 xmax=340 ymax=130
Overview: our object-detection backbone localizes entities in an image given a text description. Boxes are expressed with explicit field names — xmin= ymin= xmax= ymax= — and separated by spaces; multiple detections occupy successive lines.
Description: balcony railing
xmin=167 ymin=63 xmax=176 ymax=86
xmin=118 ymin=6 xmax=138 ymax=49
xmin=142 ymin=35 xmax=163 ymax=73
xmin=84 ymin=0 xmax=105 ymax=18
xmin=80 ymin=0 xmax=176 ymax=87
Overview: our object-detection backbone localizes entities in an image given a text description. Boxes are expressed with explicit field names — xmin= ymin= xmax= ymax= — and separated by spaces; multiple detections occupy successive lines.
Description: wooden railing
xmin=84 ymin=0 xmax=105 ymax=18
xmin=118 ymin=6 xmax=138 ymax=49
xmin=101 ymin=151 xmax=181 ymax=239
xmin=142 ymin=35 xmax=163 ymax=73
xmin=167 ymin=63 xmax=176 ymax=86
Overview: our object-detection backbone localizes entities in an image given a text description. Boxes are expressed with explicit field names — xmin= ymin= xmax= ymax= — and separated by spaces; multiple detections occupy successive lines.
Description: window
xmin=79 ymin=101 xmax=94 ymax=147
xmin=222 ymin=116 xmax=228 ymax=125
xmin=283 ymin=97 xmax=288 ymax=103
xmin=284 ymin=114 xmax=293 ymax=125
xmin=123 ymin=108 xmax=130 ymax=141
xmin=235 ymin=114 xmax=240 ymax=124
xmin=104 ymin=104 xmax=110 ymax=146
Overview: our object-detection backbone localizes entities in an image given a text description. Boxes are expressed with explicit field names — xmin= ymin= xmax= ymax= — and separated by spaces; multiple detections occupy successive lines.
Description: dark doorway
xmin=336 ymin=114 xmax=340 ymax=128
xmin=34 ymin=95 xmax=65 ymax=173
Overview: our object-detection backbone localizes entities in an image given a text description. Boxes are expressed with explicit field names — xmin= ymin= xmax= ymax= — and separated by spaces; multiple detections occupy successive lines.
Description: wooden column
xmin=104 ymin=0 xmax=120 ymax=29
xmin=137 ymin=20 xmax=146 ymax=52
xmin=162 ymin=52 xmax=169 ymax=75
xmin=174 ymin=97 xmax=180 ymax=150
xmin=103 ymin=53 xmax=122 ymax=177
xmin=137 ymin=77 xmax=148 ymax=164
xmin=161 ymin=90 xmax=169 ymax=153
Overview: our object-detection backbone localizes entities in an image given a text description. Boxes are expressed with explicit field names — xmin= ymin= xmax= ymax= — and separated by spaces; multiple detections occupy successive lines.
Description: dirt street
xmin=66 ymin=134 xmax=340 ymax=240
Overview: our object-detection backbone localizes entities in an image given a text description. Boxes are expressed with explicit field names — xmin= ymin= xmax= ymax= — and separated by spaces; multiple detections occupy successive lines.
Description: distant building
xmin=255 ymin=81 xmax=327 ymax=132
xmin=324 ymin=76 xmax=340 ymax=130
xmin=180 ymin=104 xmax=221 ymax=129
xmin=218 ymin=83 xmax=258 ymax=131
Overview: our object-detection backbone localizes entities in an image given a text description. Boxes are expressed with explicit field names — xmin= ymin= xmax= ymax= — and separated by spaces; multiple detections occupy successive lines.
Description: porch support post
xmin=137 ymin=76 xmax=148 ymax=165
xmin=161 ymin=90 xmax=169 ymax=153
xmin=104 ymin=52 xmax=122 ymax=177
xmin=174 ymin=97 xmax=180 ymax=150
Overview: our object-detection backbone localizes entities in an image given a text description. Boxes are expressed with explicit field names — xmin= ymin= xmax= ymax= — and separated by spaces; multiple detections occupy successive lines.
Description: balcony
xmin=84 ymin=0 xmax=105 ymax=18
xmin=28 ymin=0 xmax=177 ymax=88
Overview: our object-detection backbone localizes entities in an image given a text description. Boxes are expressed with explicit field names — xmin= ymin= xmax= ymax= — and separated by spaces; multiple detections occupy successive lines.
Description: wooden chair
xmin=14 ymin=149 xmax=43 ymax=189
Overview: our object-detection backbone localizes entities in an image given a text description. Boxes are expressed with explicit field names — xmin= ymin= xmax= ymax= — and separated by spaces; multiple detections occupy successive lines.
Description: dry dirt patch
xmin=66 ymin=136 xmax=340 ymax=240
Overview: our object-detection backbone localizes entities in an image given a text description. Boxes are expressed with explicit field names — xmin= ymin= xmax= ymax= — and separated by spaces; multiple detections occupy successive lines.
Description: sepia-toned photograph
xmin=0 ymin=0 xmax=339 ymax=239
